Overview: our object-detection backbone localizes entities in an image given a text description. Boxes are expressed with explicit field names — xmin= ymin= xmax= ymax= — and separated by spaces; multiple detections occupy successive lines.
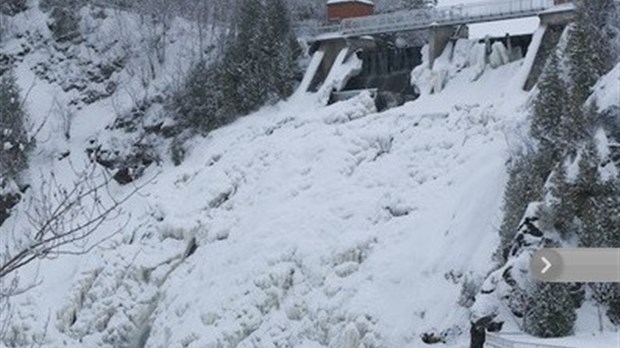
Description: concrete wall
xmin=539 ymin=10 xmax=575 ymax=26
xmin=308 ymin=39 xmax=348 ymax=92
xmin=429 ymin=25 xmax=456 ymax=68
xmin=307 ymin=37 xmax=376 ymax=92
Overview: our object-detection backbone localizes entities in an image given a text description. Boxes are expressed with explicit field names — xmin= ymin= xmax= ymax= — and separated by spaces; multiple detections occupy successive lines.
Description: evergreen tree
xmin=226 ymin=0 xmax=269 ymax=115
xmin=587 ymin=151 xmax=620 ymax=324
xmin=524 ymin=282 xmax=577 ymax=338
xmin=606 ymin=1 xmax=620 ymax=63
xmin=548 ymin=161 xmax=576 ymax=237
xmin=567 ymin=17 xmax=599 ymax=105
xmin=224 ymin=0 xmax=298 ymax=115
xmin=531 ymin=51 xmax=567 ymax=159
xmin=265 ymin=0 xmax=300 ymax=99
xmin=589 ymin=181 xmax=620 ymax=323
xmin=564 ymin=0 xmax=615 ymax=151
xmin=566 ymin=0 xmax=614 ymax=113
xmin=578 ymin=0 xmax=616 ymax=61
xmin=171 ymin=61 xmax=231 ymax=133
xmin=561 ymin=98 xmax=598 ymax=155
xmin=508 ymin=0 xmax=619 ymax=332
xmin=498 ymin=152 xmax=548 ymax=259
xmin=0 ymin=70 xmax=30 ymax=181
xmin=171 ymin=0 xmax=300 ymax=136
xmin=597 ymin=181 xmax=620 ymax=248
xmin=572 ymin=138 xmax=602 ymax=247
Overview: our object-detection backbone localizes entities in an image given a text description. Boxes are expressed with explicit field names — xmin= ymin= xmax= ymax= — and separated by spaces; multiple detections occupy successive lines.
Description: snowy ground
xmin=3 ymin=68 xmax=510 ymax=347
xmin=1 ymin=3 xmax=619 ymax=348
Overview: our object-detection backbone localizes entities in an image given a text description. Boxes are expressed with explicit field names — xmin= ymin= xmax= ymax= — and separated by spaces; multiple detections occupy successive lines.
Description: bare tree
xmin=0 ymin=162 xmax=153 ymax=342
xmin=0 ymin=162 xmax=153 ymax=280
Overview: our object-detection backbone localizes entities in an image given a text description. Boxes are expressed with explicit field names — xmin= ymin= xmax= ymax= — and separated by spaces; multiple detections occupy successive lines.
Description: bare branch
xmin=0 ymin=163 xmax=155 ymax=279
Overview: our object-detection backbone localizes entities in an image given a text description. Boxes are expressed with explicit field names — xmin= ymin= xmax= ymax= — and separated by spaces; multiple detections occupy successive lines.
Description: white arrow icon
xmin=541 ymin=257 xmax=552 ymax=274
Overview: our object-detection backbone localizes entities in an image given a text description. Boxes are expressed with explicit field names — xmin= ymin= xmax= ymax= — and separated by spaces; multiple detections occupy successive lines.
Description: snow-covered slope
xmin=7 ymin=85 xmax=506 ymax=347
xmin=2 ymin=3 xmax=618 ymax=348
xmin=4 ymin=40 xmax=522 ymax=348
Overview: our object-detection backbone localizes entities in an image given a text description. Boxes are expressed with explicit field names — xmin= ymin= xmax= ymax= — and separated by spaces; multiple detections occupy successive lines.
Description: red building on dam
xmin=326 ymin=0 xmax=375 ymax=22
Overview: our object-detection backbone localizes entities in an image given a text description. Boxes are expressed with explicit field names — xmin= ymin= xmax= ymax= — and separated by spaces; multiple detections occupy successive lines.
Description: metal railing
xmin=313 ymin=0 xmax=561 ymax=39
xmin=486 ymin=332 xmax=578 ymax=348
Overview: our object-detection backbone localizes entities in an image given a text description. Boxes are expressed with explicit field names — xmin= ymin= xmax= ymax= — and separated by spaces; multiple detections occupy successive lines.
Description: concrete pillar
xmin=307 ymin=38 xmax=348 ymax=92
xmin=307 ymin=36 xmax=376 ymax=92
xmin=319 ymin=39 xmax=348 ymax=79
xmin=429 ymin=25 xmax=456 ymax=69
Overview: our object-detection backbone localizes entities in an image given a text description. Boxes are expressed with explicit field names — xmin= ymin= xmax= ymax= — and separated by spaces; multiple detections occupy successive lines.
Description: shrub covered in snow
xmin=0 ymin=70 xmax=30 ymax=182
xmin=47 ymin=6 xmax=82 ymax=43
xmin=523 ymin=281 xmax=578 ymax=337
xmin=0 ymin=0 xmax=27 ymax=16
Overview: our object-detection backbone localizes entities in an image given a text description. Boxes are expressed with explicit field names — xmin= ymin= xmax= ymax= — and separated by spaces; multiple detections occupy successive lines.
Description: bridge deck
xmin=312 ymin=0 xmax=574 ymax=40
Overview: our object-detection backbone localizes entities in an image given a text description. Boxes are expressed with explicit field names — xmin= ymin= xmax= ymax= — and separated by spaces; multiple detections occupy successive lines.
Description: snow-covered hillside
xmin=1 ymin=1 xmax=619 ymax=348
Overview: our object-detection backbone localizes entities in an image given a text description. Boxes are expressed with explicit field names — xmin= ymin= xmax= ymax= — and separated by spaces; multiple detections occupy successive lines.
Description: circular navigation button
xmin=530 ymin=249 xmax=563 ymax=282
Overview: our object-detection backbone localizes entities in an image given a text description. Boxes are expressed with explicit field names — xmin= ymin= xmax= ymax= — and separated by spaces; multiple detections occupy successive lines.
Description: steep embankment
xmin=10 ymin=80 xmax=517 ymax=348
xmin=4 ymin=20 xmax=521 ymax=345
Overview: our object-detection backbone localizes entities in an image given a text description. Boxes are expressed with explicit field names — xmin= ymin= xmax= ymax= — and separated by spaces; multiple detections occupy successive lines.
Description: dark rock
xmin=184 ymin=238 xmax=198 ymax=258
xmin=58 ymin=150 xmax=71 ymax=160
xmin=0 ymin=191 xmax=21 ymax=226
xmin=487 ymin=321 xmax=504 ymax=333
xmin=421 ymin=332 xmax=444 ymax=345
xmin=502 ymin=266 xmax=516 ymax=287
xmin=469 ymin=316 xmax=496 ymax=348
xmin=88 ymin=141 xmax=158 ymax=185
xmin=608 ymin=298 xmax=620 ymax=325
xmin=48 ymin=7 xmax=82 ymax=43
xmin=0 ymin=0 xmax=28 ymax=16
xmin=105 ymin=81 xmax=117 ymax=95
xmin=82 ymin=89 xmax=107 ymax=104
xmin=469 ymin=322 xmax=486 ymax=348
xmin=0 ymin=53 xmax=15 ymax=76
xmin=521 ymin=217 xmax=543 ymax=237
xmin=91 ymin=7 xmax=107 ymax=19
xmin=112 ymin=168 xmax=133 ymax=185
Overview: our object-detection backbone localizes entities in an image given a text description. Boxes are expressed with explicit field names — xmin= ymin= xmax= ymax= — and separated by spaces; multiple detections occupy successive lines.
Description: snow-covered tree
xmin=221 ymin=0 xmax=299 ymax=114
xmin=224 ymin=0 xmax=270 ymax=114
xmin=171 ymin=61 xmax=231 ymax=134
xmin=561 ymin=0 xmax=616 ymax=153
xmin=524 ymin=282 xmax=577 ymax=338
xmin=572 ymin=0 xmax=615 ymax=73
xmin=265 ymin=0 xmax=301 ymax=100
xmin=170 ymin=0 xmax=299 ymax=138
xmin=0 ymin=0 xmax=27 ymax=15
xmin=571 ymin=138 xmax=601 ymax=247
xmin=47 ymin=6 xmax=82 ymax=43
xmin=0 ymin=70 xmax=30 ymax=181
xmin=541 ymin=131 xmax=620 ymax=325
xmin=546 ymin=161 xmax=576 ymax=237
xmin=498 ymin=152 xmax=547 ymax=259
xmin=531 ymin=51 xmax=567 ymax=159
xmin=567 ymin=0 xmax=615 ymax=106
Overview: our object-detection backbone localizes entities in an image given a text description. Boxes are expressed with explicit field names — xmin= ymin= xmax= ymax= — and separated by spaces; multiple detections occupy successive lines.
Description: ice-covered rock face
xmin=2 ymin=58 xmax=529 ymax=347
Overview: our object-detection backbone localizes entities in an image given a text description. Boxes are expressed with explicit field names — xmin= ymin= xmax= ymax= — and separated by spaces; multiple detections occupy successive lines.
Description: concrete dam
xmin=301 ymin=0 xmax=576 ymax=108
